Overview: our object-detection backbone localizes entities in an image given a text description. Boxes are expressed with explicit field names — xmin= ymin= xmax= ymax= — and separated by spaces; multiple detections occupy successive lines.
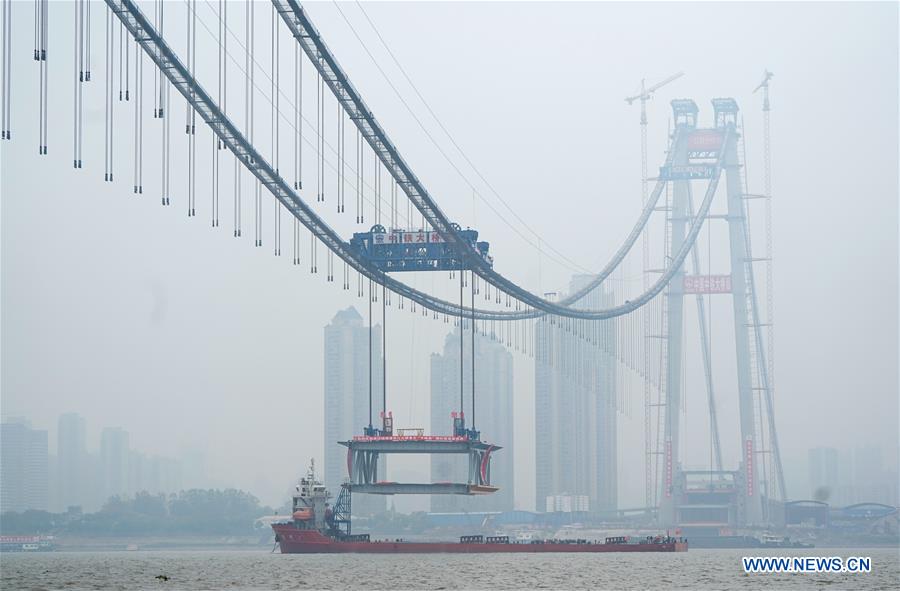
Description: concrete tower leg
xmin=723 ymin=132 xmax=764 ymax=526
xmin=659 ymin=129 xmax=691 ymax=526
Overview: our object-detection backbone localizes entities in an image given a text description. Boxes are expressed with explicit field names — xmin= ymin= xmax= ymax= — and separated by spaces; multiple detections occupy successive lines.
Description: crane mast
xmin=754 ymin=69 xmax=783 ymax=502
xmin=625 ymin=71 xmax=683 ymax=509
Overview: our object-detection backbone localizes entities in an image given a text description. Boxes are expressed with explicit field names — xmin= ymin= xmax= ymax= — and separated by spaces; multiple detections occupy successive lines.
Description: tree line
xmin=0 ymin=489 xmax=274 ymax=536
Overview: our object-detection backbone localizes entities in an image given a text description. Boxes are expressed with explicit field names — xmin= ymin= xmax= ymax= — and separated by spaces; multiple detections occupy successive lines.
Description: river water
xmin=1 ymin=547 xmax=898 ymax=589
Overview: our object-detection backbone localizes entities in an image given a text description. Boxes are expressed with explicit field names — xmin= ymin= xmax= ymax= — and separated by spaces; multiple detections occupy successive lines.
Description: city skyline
xmin=1 ymin=412 xmax=191 ymax=514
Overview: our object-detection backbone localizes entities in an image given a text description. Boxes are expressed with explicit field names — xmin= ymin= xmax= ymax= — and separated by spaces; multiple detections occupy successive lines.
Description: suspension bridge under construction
xmin=0 ymin=0 xmax=784 ymax=529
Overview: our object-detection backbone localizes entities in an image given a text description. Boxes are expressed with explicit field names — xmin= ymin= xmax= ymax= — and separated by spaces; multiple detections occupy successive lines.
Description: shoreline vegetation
xmin=0 ymin=489 xmax=276 ymax=546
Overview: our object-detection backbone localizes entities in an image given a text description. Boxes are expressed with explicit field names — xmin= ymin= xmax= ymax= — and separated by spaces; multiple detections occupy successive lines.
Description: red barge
xmin=272 ymin=462 xmax=687 ymax=554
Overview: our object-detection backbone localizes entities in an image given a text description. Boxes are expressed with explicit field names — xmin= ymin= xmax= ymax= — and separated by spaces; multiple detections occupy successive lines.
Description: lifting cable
xmin=368 ymin=278 xmax=373 ymax=429
xmin=471 ymin=270 xmax=476 ymax=429
xmin=292 ymin=37 xmax=300 ymax=262
xmin=375 ymin=156 xmax=381 ymax=225
xmin=459 ymin=268 xmax=464 ymax=419
xmin=382 ymin=279 xmax=387 ymax=418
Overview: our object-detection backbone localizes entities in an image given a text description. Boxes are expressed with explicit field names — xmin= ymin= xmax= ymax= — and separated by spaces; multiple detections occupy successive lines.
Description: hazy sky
xmin=2 ymin=1 xmax=897 ymax=509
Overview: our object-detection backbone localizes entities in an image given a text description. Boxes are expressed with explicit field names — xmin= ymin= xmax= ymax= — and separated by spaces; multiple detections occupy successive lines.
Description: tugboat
xmin=271 ymin=461 xmax=688 ymax=554
xmin=760 ymin=533 xmax=815 ymax=549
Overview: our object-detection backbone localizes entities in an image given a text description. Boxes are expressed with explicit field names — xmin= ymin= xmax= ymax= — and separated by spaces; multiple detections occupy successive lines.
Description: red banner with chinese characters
xmin=683 ymin=274 xmax=732 ymax=294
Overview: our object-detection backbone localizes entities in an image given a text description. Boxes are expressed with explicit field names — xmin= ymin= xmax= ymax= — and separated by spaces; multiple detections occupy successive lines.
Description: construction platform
xmin=346 ymin=483 xmax=498 ymax=495
xmin=339 ymin=429 xmax=500 ymax=496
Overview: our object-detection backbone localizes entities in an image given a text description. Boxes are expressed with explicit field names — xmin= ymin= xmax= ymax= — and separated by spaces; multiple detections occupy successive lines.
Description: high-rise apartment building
xmin=57 ymin=413 xmax=89 ymax=511
xmin=100 ymin=427 xmax=130 ymax=501
xmin=0 ymin=419 xmax=49 ymax=512
xmin=535 ymin=276 xmax=617 ymax=514
xmin=430 ymin=327 xmax=514 ymax=513
xmin=808 ymin=446 xmax=840 ymax=501
xmin=323 ymin=307 xmax=384 ymax=516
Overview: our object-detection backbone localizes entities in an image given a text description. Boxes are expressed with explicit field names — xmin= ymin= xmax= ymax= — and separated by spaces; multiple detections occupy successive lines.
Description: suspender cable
xmin=355 ymin=127 xmax=361 ymax=222
xmin=238 ymin=0 xmax=250 ymax=233
xmin=40 ymin=0 xmax=46 ymax=150
xmin=133 ymin=39 xmax=141 ymax=193
xmin=138 ymin=41 xmax=143 ymax=192
xmin=191 ymin=0 xmax=196 ymax=215
xmin=118 ymin=18 xmax=122 ymax=100
xmin=6 ymin=0 xmax=11 ymax=140
xmin=78 ymin=0 xmax=84 ymax=167
xmin=293 ymin=41 xmax=300 ymax=189
xmin=341 ymin=110 xmax=345 ymax=213
xmin=357 ymin=127 xmax=366 ymax=224
xmin=222 ymin=0 xmax=229 ymax=226
xmin=72 ymin=0 xmax=78 ymax=167
xmin=273 ymin=3 xmax=280 ymax=254
xmin=152 ymin=0 xmax=158 ymax=117
xmin=161 ymin=0 xmax=169 ymax=203
xmin=292 ymin=35 xmax=299 ymax=262
xmin=2 ymin=0 xmax=9 ymax=139
xmin=184 ymin=0 xmax=190 ymax=133
xmin=391 ymin=178 xmax=397 ymax=228
xmin=212 ymin=0 xmax=222 ymax=226
xmin=104 ymin=5 xmax=109 ymax=175
xmin=185 ymin=0 xmax=192 ymax=213
xmin=315 ymin=69 xmax=320 ymax=201
xmin=319 ymin=69 xmax=325 ymax=203
xmin=84 ymin=0 xmax=90 ymax=81
xmin=335 ymin=101 xmax=340 ymax=212
xmin=250 ymin=0 xmax=260 ymax=245
xmin=124 ymin=5 xmax=128 ymax=101
xmin=35 ymin=0 xmax=43 ymax=152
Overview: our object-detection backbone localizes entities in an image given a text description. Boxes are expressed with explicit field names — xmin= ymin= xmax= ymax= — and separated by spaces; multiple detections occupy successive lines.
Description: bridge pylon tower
xmin=657 ymin=98 xmax=782 ymax=529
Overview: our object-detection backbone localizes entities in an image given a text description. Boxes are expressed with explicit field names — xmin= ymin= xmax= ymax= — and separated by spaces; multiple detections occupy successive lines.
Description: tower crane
xmin=625 ymin=72 xmax=685 ymax=200
xmin=754 ymin=69 xmax=783 ymax=503
xmin=625 ymin=71 xmax=683 ymax=509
